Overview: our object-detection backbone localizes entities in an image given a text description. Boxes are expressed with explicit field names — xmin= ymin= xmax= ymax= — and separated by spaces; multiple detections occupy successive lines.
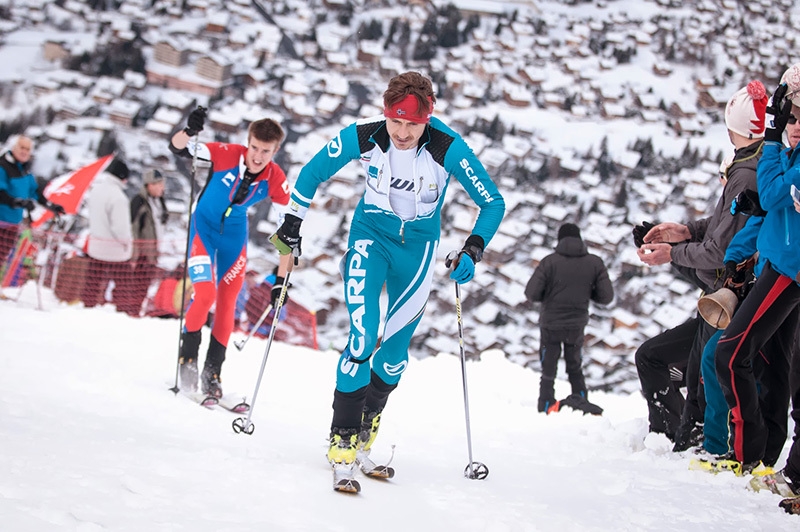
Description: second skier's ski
xmin=182 ymin=391 xmax=250 ymax=414
xmin=357 ymin=449 xmax=395 ymax=479
xmin=332 ymin=463 xmax=361 ymax=493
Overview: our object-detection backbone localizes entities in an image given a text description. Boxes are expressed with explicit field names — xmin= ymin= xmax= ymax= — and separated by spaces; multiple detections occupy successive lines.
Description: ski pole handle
xmin=445 ymin=250 xmax=460 ymax=269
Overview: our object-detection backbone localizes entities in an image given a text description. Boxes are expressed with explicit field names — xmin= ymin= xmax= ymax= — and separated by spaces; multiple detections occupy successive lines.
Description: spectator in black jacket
xmin=117 ymin=168 xmax=168 ymax=317
xmin=525 ymin=223 xmax=614 ymax=414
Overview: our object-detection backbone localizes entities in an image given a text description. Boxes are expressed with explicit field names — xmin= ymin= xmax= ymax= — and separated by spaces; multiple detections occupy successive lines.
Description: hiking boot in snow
xmin=328 ymin=427 xmax=359 ymax=465
xmin=698 ymin=453 xmax=764 ymax=476
xmin=672 ymin=421 xmax=704 ymax=452
xmin=538 ymin=396 xmax=557 ymax=414
xmin=201 ymin=366 xmax=222 ymax=398
xmin=358 ymin=408 xmax=382 ymax=452
xmin=750 ymin=468 xmax=800 ymax=497
xmin=559 ymin=393 xmax=603 ymax=416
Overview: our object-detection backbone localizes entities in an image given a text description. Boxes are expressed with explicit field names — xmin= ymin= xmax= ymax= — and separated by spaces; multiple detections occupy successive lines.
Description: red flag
xmin=32 ymin=154 xmax=114 ymax=228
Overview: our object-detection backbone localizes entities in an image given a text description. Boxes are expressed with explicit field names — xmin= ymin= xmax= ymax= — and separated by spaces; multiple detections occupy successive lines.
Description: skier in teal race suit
xmin=272 ymin=71 xmax=505 ymax=490
xmin=169 ymin=110 xmax=292 ymax=398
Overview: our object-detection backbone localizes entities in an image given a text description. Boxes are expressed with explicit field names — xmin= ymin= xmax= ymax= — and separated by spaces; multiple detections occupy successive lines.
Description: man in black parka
xmin=525 ymin=223 xmax=614 ymax=413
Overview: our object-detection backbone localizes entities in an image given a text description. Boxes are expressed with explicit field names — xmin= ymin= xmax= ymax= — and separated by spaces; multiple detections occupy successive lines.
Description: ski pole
xmin=446 ymin=250 xmax=489 ymax=480
xmin=232 ymin=253 xmax=296 ymax=435
xmin=170 ymin=111 xmax=204 ymax=394
xmin=234 ymin=295 xmax=275 ymax=351
xmin=35 ymin=215 xmax=61 ymax=311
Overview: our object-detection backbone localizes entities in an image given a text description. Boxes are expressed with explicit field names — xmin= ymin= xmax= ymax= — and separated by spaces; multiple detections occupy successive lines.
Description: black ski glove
xmin=270 ymin=276 xmax=290 ymax=309
xmin=723 ymin=258 xmax=756 ymax=300
xmin=270 ymin=213 xmax=303 ymax=256
xmin=722 ymin=261 xmax=739 ymax=288
xmin=46 ymin=202 xmax=66 ymax=215
xmin=184 ymin=106 xmax=207 ymax=137
xmin=13 ymin=198 xmax=35 ymax=211
xmin=632 ymin=221 xmax=655 ymax=247
xmin=459 ymin=234 xmax=485 ymax=264
xmin=765 ymin=83 xmax=792 ymax=143
xmin=730 ymin=189 xmax=766 ymax=217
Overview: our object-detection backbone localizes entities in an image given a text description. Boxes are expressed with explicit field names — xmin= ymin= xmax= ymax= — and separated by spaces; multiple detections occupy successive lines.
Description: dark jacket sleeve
xmin=673 ymin=162 xmax=755 ymax=271
xmin=130 ymin=195 xmax=145 ymax=224
xmin=591 ymin=257 xmax=614 ymax=305
xmin=525 ymin=258 xmax=549 ymax=303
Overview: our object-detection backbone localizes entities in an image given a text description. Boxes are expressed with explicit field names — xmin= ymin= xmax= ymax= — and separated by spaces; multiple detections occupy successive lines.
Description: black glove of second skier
xmin=270 ymin=276 xmax=290 ymax=309
xmin=632 ymin=221 xmax=655 ymax=248
xmin=765 ymin=83 xmax=792 ymax=143
xmin=270 ymin=214 xmax=303 ymax=256
xmin=184 ymin=106 xmax=207 ymax=137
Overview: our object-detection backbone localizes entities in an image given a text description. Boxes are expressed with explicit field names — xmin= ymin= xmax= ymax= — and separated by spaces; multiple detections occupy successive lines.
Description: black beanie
xmin=557 ymin=223 xmax=581 ymax=241
xmin=106 ymin=157 xmax=130 ymax=180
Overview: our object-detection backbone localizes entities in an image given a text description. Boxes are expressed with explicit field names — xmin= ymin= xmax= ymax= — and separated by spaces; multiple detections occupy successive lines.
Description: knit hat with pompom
xmin=780 ymin=63 xmax=800 ymax=106
xmin=725 ymin=80 xmax=768 ymax=140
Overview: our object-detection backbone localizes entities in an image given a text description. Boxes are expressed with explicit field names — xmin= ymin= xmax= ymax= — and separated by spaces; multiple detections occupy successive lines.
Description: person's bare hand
xmin=643 ymin=222 xmax=691 ymax=244
xmin=637 ymin=243 xmax=672 ymax=266
xmin=794 ymin=198 xmax=800 ymax=214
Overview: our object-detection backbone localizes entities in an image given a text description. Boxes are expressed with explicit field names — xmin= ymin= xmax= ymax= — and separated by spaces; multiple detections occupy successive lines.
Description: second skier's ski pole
xmin=234 ymin=296 xmax=275 ymax=351
xmin=232 ymin=254 xmax=295 ymax=435
xmin=170 ymin=109 xmax=204 ymax=394
xmin=446 ymin=250 xmax=489 ymax=480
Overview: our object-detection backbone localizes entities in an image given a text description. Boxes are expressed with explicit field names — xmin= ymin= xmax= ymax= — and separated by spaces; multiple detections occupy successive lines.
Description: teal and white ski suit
xmin=288 ymin=115 xmax=505 ymax=428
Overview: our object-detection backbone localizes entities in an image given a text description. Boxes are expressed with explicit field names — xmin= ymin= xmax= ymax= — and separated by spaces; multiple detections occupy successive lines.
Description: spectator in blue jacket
xmin=715 ymin=70 xmax=800 ymax=484
xmin=0 ymin=135 xmax=64 ymax=263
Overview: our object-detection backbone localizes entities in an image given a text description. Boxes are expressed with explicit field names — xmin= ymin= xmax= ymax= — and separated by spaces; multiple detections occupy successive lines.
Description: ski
xmin=181 ymin=391 xmax=218 ymax=409
xmin=332 ymin=462 xmax=361 ymax=494
xmin=334 ymin=478 xmax=361 ymax=493
xmin=216 ymin=394 xmax=250 ymax=414
xmin=357 ymin=449 xmax=395 ymax=479
xmin=182 ymin=391 xmax=250 ymax=414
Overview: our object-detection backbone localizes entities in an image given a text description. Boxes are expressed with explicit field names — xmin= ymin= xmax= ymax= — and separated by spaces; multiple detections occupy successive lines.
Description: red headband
xmin=384 ymin=94 xmax=433 ymax=124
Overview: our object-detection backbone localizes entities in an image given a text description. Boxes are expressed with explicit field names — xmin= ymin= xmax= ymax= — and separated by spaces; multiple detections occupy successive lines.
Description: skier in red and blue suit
xmin=169 ymin=108 xmax=291 ymax=397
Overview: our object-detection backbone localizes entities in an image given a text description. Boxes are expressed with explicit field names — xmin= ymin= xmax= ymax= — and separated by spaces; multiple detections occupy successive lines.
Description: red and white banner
xmin=32 ymin=154 xmax=114 ymax=228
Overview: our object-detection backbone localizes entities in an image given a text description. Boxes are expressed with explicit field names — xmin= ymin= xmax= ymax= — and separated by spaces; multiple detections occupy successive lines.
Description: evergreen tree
xmin=487 ymin=114 xmax=504 ymax=141
xmin=420 ymin=14 xmax=437 ymax=36
xmin=97 ymin=130 xmax=118 ymax=157
xmin=615 ymin=182 xmax=628 ymax=208
xmin=337 ymin=3 xmax=354 ymax=26
xmin=412 ymin=35 xmax=437 ymax=62
xmin=633 ymin=137 xmax=655 ymax=169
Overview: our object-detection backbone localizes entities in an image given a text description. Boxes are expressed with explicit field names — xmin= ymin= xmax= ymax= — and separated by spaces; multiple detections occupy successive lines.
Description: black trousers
xmin=635 ymin=316 xmax=702 ymax=438
xmin=538 ymin=327 xmax=586 ymax=402
xmin=680 ymin=318 xmax=716 ymax=429
xmin=786 ymin=335 xmax=800 ymax=481
xmin=716 ymin=262 xmax=796 ymax=465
